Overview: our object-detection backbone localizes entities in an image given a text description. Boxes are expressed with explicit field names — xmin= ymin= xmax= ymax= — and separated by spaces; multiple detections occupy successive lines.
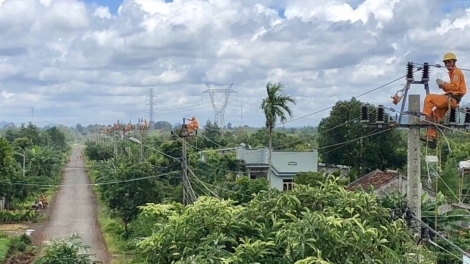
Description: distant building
xmin=347 ymin=169 xmax=436 ymax=199
xmin=197 ymin=144 xmax=350 ymax=191
xmin=346 ymin=169 xmax=470 ymax=216
xmin=318 ymin=163 xmax=351 ymax=176
xmin=236 ymin=145 xmax=318 ymax=191
xmin=198 ymin=147 xmax=236 ymax=162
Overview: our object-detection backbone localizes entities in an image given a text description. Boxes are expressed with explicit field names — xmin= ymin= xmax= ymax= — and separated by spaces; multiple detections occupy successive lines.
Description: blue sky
xmin=85 ymin=0 xmax=174 ymax=14
xmin=86 ymin=0 xmax=120 ymax=13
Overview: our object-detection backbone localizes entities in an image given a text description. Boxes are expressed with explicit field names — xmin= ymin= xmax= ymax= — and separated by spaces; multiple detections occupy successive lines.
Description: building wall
xmin=271 ymin=175 xmax=284 ymax=191
xmin=374 ymin=176 xmax=456 ymax=214
xmin=375 ymin=176 xmax=436 ymax=200
xmin=271 ymin=150 xmax=318 ymax=174
xmin=236 ymin=146 xmax=319 ymax=191
xmin=199 ymin=148 xmax=236 ymax=162
xmin=236 ymin=147 xmax=268 ymax=164
xmin=318 ymin=163 xmax=350 ymax=176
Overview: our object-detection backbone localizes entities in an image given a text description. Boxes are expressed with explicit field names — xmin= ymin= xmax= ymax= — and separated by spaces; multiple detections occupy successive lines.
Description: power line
xmin=411 ymin=215 xmax=470 ymax=258
xmin=279 ymin=72 xmax=416 ymax=126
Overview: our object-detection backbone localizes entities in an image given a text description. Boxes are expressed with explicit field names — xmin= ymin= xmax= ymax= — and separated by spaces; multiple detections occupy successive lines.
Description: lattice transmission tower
xmin=147 ymin=88 xmax=157 ymax=129
xmin=202 ymin=84 xmax=236 ymax=127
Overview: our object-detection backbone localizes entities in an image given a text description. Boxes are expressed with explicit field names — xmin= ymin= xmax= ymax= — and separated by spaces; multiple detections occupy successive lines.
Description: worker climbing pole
xmin=361 ymin=53 xmax=470 ymax=241
xmin=170 ymin=116 xmax=199 ymax=205
xmin=389 ymin=52 xmax=468 ymax=149
xmin=419 ymin=52 xmax=467 ymax=146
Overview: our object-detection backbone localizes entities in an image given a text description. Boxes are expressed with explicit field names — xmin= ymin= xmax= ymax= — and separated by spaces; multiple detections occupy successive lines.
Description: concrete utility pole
xmin=365 ymin=62 xmax=470 ymax=238
xmin=173 ymin=120 xmax=198 ymax=206
xmin=182 ymin=136 xmax=189 ymax=205
xmin=407 ymin=94 xmax=422 ymax=233
xmin=362 ymin=62 xmax=428 ymax=236
xmin=14 ymin=150 xmax=26 ymax=177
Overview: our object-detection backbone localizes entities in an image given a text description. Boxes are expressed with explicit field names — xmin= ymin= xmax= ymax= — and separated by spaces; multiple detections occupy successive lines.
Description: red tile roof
xmin=347 ymin=169 xmax=399 ymax=191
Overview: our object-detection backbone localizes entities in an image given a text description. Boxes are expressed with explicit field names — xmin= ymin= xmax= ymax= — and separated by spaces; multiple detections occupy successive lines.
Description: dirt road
xmin=42 ymin=145 xmax=109 ymax=263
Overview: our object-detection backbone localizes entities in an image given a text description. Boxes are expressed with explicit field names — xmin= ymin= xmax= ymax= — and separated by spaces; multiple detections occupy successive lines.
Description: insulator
xmin=377 ymin=105 xmax=385 ymax=123
xmin=449 ymin=108 xmax=457 ymax=124
xmin=360 ymin=105 xmax=369 ymax=123
xmin=422 ymin=62 xmax=430 ymax=81
xmin=465 ymin=108 xmax=470 ymax=124
xmin=406 ymin=62 xmax=414 ymax=81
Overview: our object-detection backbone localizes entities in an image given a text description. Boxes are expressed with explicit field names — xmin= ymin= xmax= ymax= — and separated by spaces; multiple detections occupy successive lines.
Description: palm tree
xmin=260 ymin=82 xmax=297 ymax=189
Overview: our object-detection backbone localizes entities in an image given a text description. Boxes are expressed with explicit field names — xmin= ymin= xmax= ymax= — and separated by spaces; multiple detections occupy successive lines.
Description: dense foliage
xmin=134 ymin=180 xmax=435 ymax=263
xmin=317 ymin=98 xmax=407 ymax=180
xmin=0 ymin=123 xmax=70 ymax=209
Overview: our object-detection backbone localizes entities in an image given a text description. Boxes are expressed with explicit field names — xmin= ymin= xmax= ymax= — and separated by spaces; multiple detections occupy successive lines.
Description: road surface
xmin=43 ymin=145 xmax=109 ymax=263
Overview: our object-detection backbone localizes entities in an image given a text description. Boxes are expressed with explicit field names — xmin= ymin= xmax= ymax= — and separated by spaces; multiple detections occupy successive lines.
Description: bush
xmin=0 ymin=210 xmax=37 ymax=223
xmin=35 ymin=233 xmax=94 ymax=264
xmin=0 ymin=236 xmax=9 ymax=262
xmin=8 ymin=234 xmax=32 ymax=253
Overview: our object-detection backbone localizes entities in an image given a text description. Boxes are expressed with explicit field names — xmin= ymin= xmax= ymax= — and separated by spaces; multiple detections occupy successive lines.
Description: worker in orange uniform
xmin=421 ymin=52 xmax=467 ymax=143
xmin=185 ymin=116 xmax=199 ymax=133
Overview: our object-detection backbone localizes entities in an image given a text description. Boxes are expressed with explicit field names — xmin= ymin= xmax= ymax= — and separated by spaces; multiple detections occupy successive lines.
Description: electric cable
xmin=411 ymin=215 xmax=470 ymax=258
xmin=199 ymin=113 xmax=370 ymax=152
xmin=412 ymin=62 xmax=470 ymax=72
xmin=2 ymin=171 xmax=178 ymax=187
xmin=427 ymin=240 xmax=462 ymax=261
xmin=279 ymin=70 xmax=421 ymax=126
xmin=175 ymin=128 xmax=391 ymax=176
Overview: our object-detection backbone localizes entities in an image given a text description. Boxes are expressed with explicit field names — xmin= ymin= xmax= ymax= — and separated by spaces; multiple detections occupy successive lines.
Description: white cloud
xmin=0 ymin=0 xmax=469 ymax=127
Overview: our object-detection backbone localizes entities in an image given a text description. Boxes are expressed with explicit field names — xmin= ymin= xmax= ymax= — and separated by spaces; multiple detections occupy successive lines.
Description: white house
xmin=236 ymin=145 xmax=318 ymax=191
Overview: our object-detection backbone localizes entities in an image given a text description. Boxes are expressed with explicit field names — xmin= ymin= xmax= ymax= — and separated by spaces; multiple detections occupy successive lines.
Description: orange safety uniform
xmin=186 ymin=117 xmax=199 ymax=133
xmin=423 ymin=53 xmax=467 ymax=139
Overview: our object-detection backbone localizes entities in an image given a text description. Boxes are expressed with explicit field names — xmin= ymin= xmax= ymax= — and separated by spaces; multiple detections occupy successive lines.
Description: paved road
xmin=43 ymin=145 xmax=109 ymax=263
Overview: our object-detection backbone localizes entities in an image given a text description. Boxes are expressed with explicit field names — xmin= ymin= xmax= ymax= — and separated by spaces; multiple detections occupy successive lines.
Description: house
xmin=236 ymin=145 xmax=318 ymax=191
xmin=348 ymin=169 xmax=470 ymax=222
xmin=347 ymin=169 xmax=436 ymax=199
xmin=198 ymin=147 xmax=236 ymax=162
xmin=318 ymin=163 xmax=351 ymax=176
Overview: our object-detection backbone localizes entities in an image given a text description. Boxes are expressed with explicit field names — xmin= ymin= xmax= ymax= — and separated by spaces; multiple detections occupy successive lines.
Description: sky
xmin=1 ymin=0 xmax=470 ymax=128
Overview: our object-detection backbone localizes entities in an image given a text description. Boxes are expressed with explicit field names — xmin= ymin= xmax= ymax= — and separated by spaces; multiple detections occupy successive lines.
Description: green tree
xmin=318 ymin=98 xmax=406 ymax=179
xmin=223 ymin=176 xmax=268 ymax=204
xmin=0 ymin=138 xmax=23 ymax=208
xmin=96 ymin=162 xmax=164 ymax=235
xmin=260 ymin=82 xmax=297 ymax=188
xmin=135 ymin=179 xmax=436 ymax=263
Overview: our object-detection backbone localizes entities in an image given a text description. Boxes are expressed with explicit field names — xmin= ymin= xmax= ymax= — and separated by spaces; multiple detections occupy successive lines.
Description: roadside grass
xmin=0 ymin=232 xmax=35 ymax=263
xmin=96 ymin=199 xmax=133 ymax=264
xmin=0 ymin=236 xmax=9 ymax=262
xmin=87 ymin=159 xmax=133 ymax=264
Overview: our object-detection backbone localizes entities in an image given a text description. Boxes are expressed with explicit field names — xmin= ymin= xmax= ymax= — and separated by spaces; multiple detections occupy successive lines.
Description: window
xmin=249 ymin=167 xmax=267 ymax=180
xmin=288 ymin=162 xmax=297 ymax=165
xmin=283 ymin=179 xmax=294 ymax=191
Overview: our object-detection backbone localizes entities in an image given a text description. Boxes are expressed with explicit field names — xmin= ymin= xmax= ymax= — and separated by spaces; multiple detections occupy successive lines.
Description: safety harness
xmin=447 ymin=93 xmax=463 ymax=112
